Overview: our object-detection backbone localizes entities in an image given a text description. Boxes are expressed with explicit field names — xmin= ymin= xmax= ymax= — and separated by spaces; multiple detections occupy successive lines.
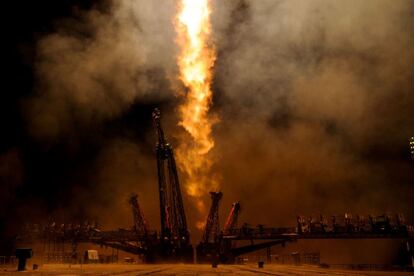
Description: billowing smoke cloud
xmin=21 ymin=0 xmax=182 ymax=232
xmin=26 ymin=0 xmax=178 ymax=142
xmin=212 ymin=0 xmax=414 ymax=225
xmin=23 ymin=0 xmax=414 ymax=242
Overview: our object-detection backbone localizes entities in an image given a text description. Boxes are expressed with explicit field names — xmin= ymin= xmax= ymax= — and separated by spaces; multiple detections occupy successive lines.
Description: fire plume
xmin=174 ymin=0 xmax=218 ymax=226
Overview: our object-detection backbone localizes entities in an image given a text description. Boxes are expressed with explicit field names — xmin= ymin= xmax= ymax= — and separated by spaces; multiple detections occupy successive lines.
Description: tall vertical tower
xmin=152 ymin=108 xmax=192 ymax=260
xmin=128 ymin=194 xmax=148 ymax=235
xmin=196 ymin=191 xmax=223 ymax=263
xmin=410 ymin=136 xmax=414 ymax=160
xmin=220 ymin=201 xmax=241 ymax=263
xmin=202 ymin=192 xmax=223 ymax=244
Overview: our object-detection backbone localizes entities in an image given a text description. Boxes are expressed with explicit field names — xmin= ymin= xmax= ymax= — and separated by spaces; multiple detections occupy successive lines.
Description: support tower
xmin=152 ymin=108 xmax=192 ymax=261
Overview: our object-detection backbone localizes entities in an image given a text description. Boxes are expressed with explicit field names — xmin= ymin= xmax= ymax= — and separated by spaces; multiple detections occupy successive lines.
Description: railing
xmin=19 ymin=227 xmax=158 ymax=243
xmin=222 ymin=225 xmax=413 ymax=240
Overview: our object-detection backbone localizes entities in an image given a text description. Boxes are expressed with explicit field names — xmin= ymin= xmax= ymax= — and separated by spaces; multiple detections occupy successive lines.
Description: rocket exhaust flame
xmin=174 ymin=0 xmax=218 ymax=228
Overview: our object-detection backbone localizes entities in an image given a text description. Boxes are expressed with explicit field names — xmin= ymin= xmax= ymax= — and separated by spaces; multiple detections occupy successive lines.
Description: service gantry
xmin=152 ymin=108 xmax=192 ymax=261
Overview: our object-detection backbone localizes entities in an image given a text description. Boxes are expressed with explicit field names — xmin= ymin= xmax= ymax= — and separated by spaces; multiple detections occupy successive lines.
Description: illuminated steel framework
xmin=16 ymin=110 xmax=414 ymax=265
xmin=129 ymin=194 xmax=148 ymax=235
xmin=152 ymin=108 xmax=192 ymax=260
xmin=196 ymin=192 xmax=223 ymax=263
xmin=202 ymin=192 xmax=223 ymax=244
xmin=223 ymin=202 xmax=241 ymax=235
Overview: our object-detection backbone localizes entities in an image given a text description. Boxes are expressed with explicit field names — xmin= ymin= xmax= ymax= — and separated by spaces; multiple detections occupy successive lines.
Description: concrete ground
xmin=0 ymin=264 xmax=413 ymax=275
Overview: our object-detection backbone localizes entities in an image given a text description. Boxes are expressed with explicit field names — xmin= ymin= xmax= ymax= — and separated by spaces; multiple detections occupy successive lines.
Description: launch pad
xmin=17 ymin=109 xmax=414 ymax=266
xmin=2 ymin=263 xmax=414 ymax=275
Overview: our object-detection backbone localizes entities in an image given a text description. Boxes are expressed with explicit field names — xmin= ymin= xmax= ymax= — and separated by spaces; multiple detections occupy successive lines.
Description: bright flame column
xmin=175 ymin=0 xmax=218 ymax=227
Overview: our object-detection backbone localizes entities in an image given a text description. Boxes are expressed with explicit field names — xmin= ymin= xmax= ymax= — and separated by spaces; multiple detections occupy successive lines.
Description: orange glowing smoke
xmin=174 ymin=0 xmax=218 ymax=228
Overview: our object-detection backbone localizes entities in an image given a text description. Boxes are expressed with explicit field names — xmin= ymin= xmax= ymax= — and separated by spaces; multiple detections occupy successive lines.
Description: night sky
xmin=2 ymin=0 xmax=414 ymax=255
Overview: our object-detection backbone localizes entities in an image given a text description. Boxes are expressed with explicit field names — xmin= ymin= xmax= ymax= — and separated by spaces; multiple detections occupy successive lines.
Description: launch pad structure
xmin=18 ymin=109 xmax=414 ymax=265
